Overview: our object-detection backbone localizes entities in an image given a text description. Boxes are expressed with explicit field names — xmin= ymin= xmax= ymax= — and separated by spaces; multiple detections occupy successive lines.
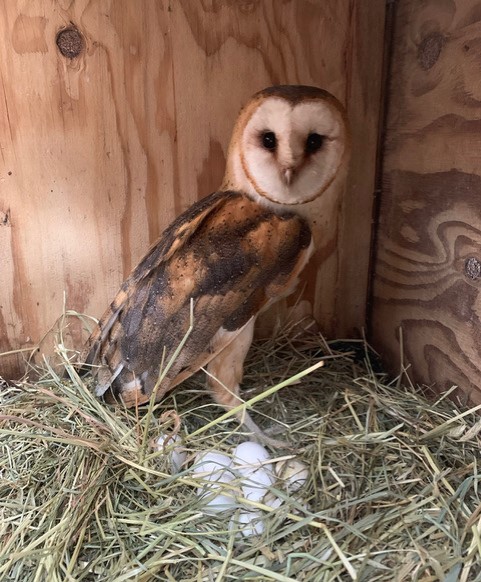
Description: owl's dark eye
xmin=261 ymin=131 xmax=277 ymax=151
xmin=305 ymin=132 xmax=324 ymax=154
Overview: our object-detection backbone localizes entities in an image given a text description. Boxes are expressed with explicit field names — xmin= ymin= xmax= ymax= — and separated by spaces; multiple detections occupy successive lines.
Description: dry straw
xmin=1 ymin=318 xmax=480 ymax=581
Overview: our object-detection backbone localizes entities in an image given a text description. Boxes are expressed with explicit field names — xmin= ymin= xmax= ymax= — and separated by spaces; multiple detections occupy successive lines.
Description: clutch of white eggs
xmin=155 ymin=433 xmax=309 ymax=538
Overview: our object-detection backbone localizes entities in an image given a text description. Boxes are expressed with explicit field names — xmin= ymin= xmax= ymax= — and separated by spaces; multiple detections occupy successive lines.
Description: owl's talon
xmin=240 ymin=411 xmax=291 ymax=449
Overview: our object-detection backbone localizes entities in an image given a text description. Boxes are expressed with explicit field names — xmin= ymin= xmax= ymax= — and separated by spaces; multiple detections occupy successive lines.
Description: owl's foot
xmin=240 ymin=411 xmax=291 ymax=449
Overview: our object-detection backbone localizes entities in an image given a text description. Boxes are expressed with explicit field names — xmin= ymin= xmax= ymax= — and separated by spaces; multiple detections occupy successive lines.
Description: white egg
xmin=232 ymin=510 xmax=265 ymax=537
xmin=291 ymin=500 xmax=312 ymax=515
xmin=276 ymin=458 xmax=309 ymax=492
xmin=155 ymin=432 xmax=187 ymax=474
xmin=192 ymin=451 xmax=233 ymax=479
xmin=263 ymin=491 xmax=283 ymax=510
xmin=202 ymin=491 xmax=237 ymax=513
xmin=192 ymin=451 xmax=237 ymax=513
xmin=232 ymin=441 xmax=272 ymax=476
xmin=242 ymin=467 xmax=274 ymax=502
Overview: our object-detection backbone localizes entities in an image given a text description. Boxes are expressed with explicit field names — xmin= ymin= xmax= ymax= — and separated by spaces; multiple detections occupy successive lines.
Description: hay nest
xmin=1 ymin=329 xmax=480 ymax=582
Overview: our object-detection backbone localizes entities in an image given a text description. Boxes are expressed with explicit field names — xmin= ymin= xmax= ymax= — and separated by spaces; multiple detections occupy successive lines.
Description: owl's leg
xmin=206 ymin=319 xmax=288 ymax=448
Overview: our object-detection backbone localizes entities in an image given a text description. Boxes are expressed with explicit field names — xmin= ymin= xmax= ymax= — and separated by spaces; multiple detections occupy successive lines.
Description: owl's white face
xmin=225 ymin=89 xmax=348 ymax=206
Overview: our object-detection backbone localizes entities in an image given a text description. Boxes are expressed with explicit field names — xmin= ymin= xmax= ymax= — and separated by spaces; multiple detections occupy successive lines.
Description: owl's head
xmin=223 ymin=85 xmax=349 ymax=206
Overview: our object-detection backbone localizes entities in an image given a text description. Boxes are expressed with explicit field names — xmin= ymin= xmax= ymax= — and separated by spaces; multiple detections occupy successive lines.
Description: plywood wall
xmin=371 ymin=0 xmax=481 ymax=405
xmin=0 ymin=0 xmax=386 ymax=379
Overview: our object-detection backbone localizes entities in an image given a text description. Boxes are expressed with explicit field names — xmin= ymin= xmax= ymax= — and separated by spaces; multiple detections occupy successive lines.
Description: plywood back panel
xmin=371 ymin=0 xmax=481 ymax=405
xmin=0 ymin=0 xmax=385 ymax=378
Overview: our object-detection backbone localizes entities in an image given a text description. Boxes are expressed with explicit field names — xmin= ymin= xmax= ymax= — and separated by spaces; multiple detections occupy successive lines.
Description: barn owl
xmin=84 ymin=85 xmax=349 ymax=446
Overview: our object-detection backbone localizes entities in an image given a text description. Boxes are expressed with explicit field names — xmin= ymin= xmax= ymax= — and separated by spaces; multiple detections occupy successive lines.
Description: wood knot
xmin=1 ymin=209 xmax=11 ymax=227
xmin=56 ymin=26 xmax=84 ymax=59
xmin=465 ymin=257 xmax=481 ymax=280
xmin=417 ymin=32 xmax=446 ymax=70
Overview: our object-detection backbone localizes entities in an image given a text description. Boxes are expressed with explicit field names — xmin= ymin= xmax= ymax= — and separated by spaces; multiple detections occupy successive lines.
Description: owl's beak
xmin=283 ymin=168 xmax=293 ymax=185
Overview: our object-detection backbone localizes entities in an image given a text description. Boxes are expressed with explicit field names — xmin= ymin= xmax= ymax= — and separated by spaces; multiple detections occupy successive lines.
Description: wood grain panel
xmin=371 ymin=0 xmax=481 ymax=405
xmin=0 ymin=0 xmax=385 ymax=378
xmin=0 ymin=0 xmax=171 ymax=376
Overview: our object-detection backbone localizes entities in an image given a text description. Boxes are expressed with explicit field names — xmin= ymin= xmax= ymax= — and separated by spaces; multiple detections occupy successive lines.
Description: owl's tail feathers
xmin=76 ymin=339 xmax=154 ymax=408
xmin=75 ymin=295 xmax=125 ymax=379
xmin=73 ymin=331 xmax=119 ymax=404
xmin=74 ymin=334 xmax=100 ymax=377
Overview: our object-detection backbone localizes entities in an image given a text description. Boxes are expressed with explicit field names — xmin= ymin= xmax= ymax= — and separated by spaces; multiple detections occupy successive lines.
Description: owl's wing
xmin=84 ymin=190 xmax=312 ymax=404
xmin=84 ymin=191 xmax=229 ymax=364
